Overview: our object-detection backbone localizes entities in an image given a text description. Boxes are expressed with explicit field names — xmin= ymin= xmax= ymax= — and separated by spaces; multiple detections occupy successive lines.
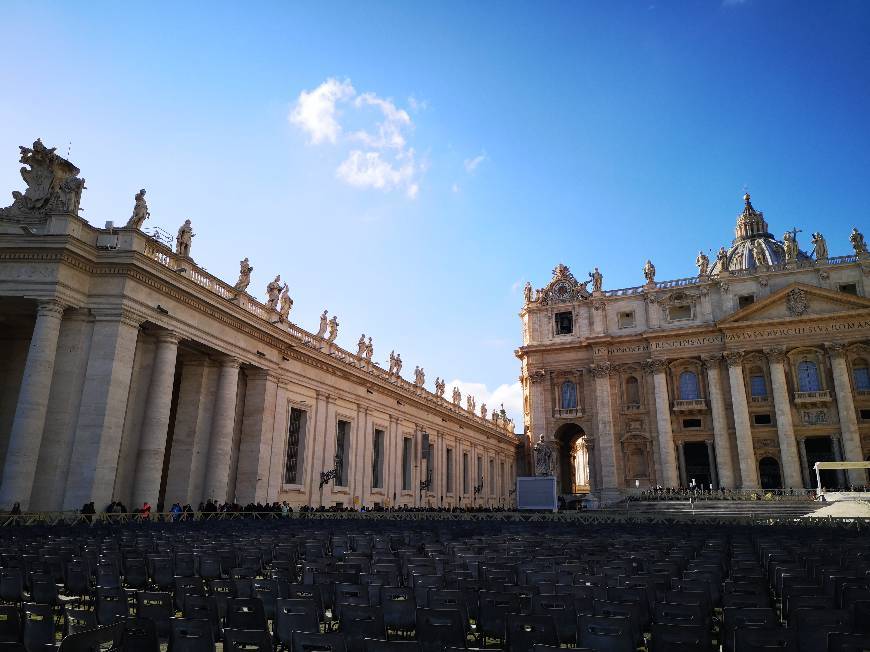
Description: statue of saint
xmin=643 ymin=259 xmax=656 ymax=284
xmin=480 ymin=403 xmax=487 ymax=419
xmin=811 ymin=232 xmax=828 ymax=260
xmin=716 ymin=246 xmax=729 ymax=272
xmin=851 ymin=227 xmax=868 ymax=256
xmin=175 ymin=219 xmax=194 ymax=257
xmin=233 ymin=257 xmax=253 ymax=293
xmin=695 ymin=251 xmax=709 ymax=276
xmin=357 ymin=334 xmax=367 ymax=357
xmin=782 ymin=231 xmax=799 ymax=263
xmin=534 ymin=435 xmax=554 ymax=476
xmin=523 ymin=281 xmax=533 ymax=304
xmin=435 ymin=377 xmax=445 ymax=398
xmin=278 ymin=284 xmax=292 ymax=320
xmin=589 ymin=267 xmax=603 ymax=292
xmin=266 ymin=275 xmax=282 ymax=310
xmin=127 ymin=189 xmax=150 ymax=229
xmin=327 ymin=315 xmax=339 ymax=343
xmin=395 ymin=353 xmax=403 ymax=376
xmin=316 ymin=310 xmax=329 ymax=338
xmin=365 ymin=337 xmax=373 ymax=361
xmin=752 ymin=240 xmax=767 ymax=268
xmin=388 ymin=351 xmax=396 ymax=374
xmin=452 ymin=386 xmax=461 ymax=405
xmin=466 ymin=395 xmax=475 ymax=413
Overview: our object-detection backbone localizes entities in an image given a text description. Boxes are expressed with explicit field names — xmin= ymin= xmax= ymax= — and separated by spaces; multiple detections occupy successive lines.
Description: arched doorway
xmin=554 ymin=423 xmax=589 ymax=495
xmin=759 ymin=457 xmax=782 ymax=490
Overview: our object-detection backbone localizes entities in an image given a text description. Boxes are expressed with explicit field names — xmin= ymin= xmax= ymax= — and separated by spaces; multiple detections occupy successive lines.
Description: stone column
xmin=130 ymin=331 xmax=180 ymax=507
xmin=164 ymin=358 xmax=209 ymax=505
xmin=724 ymin=351 xmax=759 ymax=489
xmin=827 ymin=342 xmax=868 ymax=486
xmin=677 ymin=441 xmax=687 ymax=487
xmin=202 ymin=357 xmax=241 ymax=503
xmin=646 ymin=359 xmax=679 ymax=488
xmin=702 ymin=354 xmax=736 ymax=489
xmin=236 ymin=369 xmax=279 ymax=505
xmin=0 ymin=299 xmax=66 ymax=509
xmin=797 ymin=437 xmax=810 ymax=488
xmin=831 ymin=437 xmax=848 ymax=488
xmin=590 ymin=363 xmax=619 ymax=498
xmin=706 ymin=440 xmax=719 ymax=489
xmin=64 ymin=310 xmax=141 ymax=510
xmin=266 ymin=382 xmax=290 ymax=503
xmin=527 ymin=373 xmax=547 ymax=446
xmin=764 ymin=347 xmax=804 ymax=489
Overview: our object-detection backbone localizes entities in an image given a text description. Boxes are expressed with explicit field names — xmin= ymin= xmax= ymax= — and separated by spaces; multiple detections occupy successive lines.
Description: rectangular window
xmin=682 ymin=418 xmax=702 ymax=429
xmin=371 ymin=428 xmax=385 ymax=489
xmin=554 ymin=311 xmax=573 ymax=335
xmin=753 ymin=414 xmax=772 ymax=426
xmin=738 ymin=294 xmax=755 ymax=309
xmin=446 ymin=448 xmax=454 ymax=493
xmin=488 ymin=459 xmax=494 ymax=495
xmin=618 ymin=311 xmax=635 ymax=329
xmin=402 ymin=437 xmax=412 ymax=491
xmin=750 ymin=375 xmax=767 ymax=397
xmin=854 ymin=367 xmax=870 ymax=391
xmin=477 ymin=456 xmax=483 ymax=491
xmin=462 ymin=452 xmax=469 ymax=494
xmin=335 ymin=420 xmax=351 ymax=486
xmin=839 ymin=283 xmax=858 ymax=295
xmin=860 ymin=409 xmax=870 ymax=421
xmin=668 ymin=305 xmax=692 ymax=321
xmin=284 ymin=407 xmax=307 ymax=484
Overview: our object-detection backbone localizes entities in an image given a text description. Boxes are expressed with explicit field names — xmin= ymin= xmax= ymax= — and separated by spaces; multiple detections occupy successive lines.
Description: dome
xmin=709 ymin=193 xmax=811 ymax=274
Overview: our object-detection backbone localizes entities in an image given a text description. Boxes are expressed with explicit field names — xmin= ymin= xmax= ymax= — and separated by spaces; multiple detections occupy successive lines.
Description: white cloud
xmin=289 ymin=78 xmax=356 ymax=144
xmin=464 ymin=152 xmax=487 ymax=173
xmin=451 ymin=183 xmax=460 ymax=193
xmin=408 ymin=96 xmax=428 ymax=112
xmin=289 ymin=78 xmax=423 ymax=198
xmin=446 ymin=378 xmax=524 ymax=428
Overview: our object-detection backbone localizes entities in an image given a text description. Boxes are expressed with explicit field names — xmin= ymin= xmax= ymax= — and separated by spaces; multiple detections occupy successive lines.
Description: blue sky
xmin=2 ymin=1 xmax=869 ymax=424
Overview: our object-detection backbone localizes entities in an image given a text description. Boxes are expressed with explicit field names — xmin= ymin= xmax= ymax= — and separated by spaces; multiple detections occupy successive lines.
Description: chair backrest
xmin=168 ymin=617 xmax=215 ymax=652
xmin=733 ymin=626 xmax=797 ymax=651
xmin=274 ymin=598 xmax=319 ymax=645
xmin=649 ymin=623 xmax=711 ymax=652
xmin=506 ymin=613 xmax=559 ymax=652
xmin=119 ymin=617 xmax=161 ymax=652
xmin=415 ymin=608 xmax=466 ymax=652
xmin=224 ymin=628 xmax=272 ymax=652
xmin=291 ymin=631 xmax=347 ymax=652
xmin=23 ymin=603 xmax=54 ymax=651
xmin=58 ymin=623 xmax=122 ymax=652
xmin=577 ymin=615 xmax=634 ymax=652
xmin=827 ymin=632 xmax=870 ymax=652
xmin=225 ymin=597 xmax=268 ymax=631
xmin=364 ymin=640 xmax=422 ymax=652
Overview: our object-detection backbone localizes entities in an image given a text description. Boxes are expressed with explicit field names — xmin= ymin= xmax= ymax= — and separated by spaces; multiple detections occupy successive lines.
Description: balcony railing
xmin=554 ymin=408 xmax=582 ymax=418
xmin=673 ymin=399 xmax=707 ymax=411
xmin=856 ymin=389 xmax=870 ymax=399
xmin=625 ymin=403 xmax=643 ymax=411
xmin=794 ymin=390 xmax=832 ymax=404
xmin=750 ymin=395 xmax=770 ymax=404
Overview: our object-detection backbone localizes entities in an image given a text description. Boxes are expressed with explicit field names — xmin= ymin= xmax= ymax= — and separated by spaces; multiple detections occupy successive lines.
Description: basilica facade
xmin=0 ymin=140 xmax=519 ymax=512
xmin=518 ymin=194 xmax=870 ymax=500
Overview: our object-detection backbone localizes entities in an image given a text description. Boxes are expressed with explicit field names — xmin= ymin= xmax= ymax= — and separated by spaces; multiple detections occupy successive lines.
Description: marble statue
xmin=589 ymin=267 xmax=603 ymax=292
xmin=127 ymin=189 xmax=150 ymax=229
xmin=394 ymin=353 xmax=403 ymax=376
xmin=233 ymin=258 xmax=253 ymax=293
xmin=278 ymin=283 xmax=292 ymax=320
xmin=388 ymin=351 xmax=397 ymax=374
xmin=434 ymin=377 xmax=445 ymax=398
xmin=643 ymin=259 xmax=656 ymax=284
xmin=316 ymin=310 xmax=329 ymax=338
xmin=851 ymin=227 xmax=868 ymax=256
xmin=452 ymin=386 xmax=461 ymax=405
xmin=811 ymin=232 xmax=828 ymax=260
xmin=326 ymin=315 xmax=339 ymax=343
xmin=266 ymin=275 xmax=282 ymax=310
xmin=716 ymin=246 xmax=728 ymax=271
xmin=782 ymin=231 xmax=798 ymax=263
xmin=752 ymin=240 xmax=767 ymax=268
xmin=695 ymin=251 xmax=709 ymax=276
xmin=175 ymin=220 xmax=194 ymax=257
xmin=0 ymin=139 xmax=85 ymax=220
xmin=414 ymin=366 xmax=425 ymax=387
xmin=534 ymin=434 xmax=555 ymax=476
xmin=365 ymin=337 xmax=373 ymax=362
xmin=466 ymin=395 xmax=475 ymax=413
xmin=480 ymin=403 xmax=487 ymax=419
xmin=357 ymin=334 xmax=367 ymax=357
xmin=523 ymin=282 xmax=532 ymax=304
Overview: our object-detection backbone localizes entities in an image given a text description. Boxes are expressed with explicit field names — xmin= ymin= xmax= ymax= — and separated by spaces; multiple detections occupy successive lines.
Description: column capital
xmin=35 ymin=298 xmax=67 ymax=318
xmin=642 ymin=358 xmax=668 ymax=375
xmin=700 ymin=353 xmax=722 ymax=368
xmin=764 ymin=346 xmax=787 ymax=363
xmin=825 ymin=341 xmax=847 ymax=360
xmin=723 ymin=351 xmax=744 ymax=367
xmin=215 ymin=355 xmax=241 ymax=369
xmin=92 ymin=307 xmax=142 ymax=329
xmin=154 ymin=330 xmax=180 ymax=346
xmin=589 ymin=362 xmax=612 ymax=378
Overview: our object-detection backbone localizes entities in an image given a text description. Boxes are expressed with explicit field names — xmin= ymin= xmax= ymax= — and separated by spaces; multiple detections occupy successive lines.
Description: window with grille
xmin=797 ymin=360 xmax=821 ymax=392
xmin=625 ymin=376 xmax=640 ymax=406
xmin=335 ymin=420 xmax=351 ymax=486
xmin=371 ymin=428 xmax=385 ymax=489
xmin=679 ymin=371 xmax=700 ymax=400
xmin=284 ymin=407 xmax=307 ymax=484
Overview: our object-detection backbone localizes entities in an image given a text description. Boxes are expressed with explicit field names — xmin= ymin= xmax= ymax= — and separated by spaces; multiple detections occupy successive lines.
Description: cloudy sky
xmin=2 ymin=1 xmax=869 ymax=424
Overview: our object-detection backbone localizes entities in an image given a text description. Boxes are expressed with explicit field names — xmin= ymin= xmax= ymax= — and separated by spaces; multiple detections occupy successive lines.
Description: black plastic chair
xmin=22 ymin=603 xmax=54 ymax=652
xmin=0 ymin=570 xmax=24 ymax=604
xmin=532 ymin=646 xmax=594 ymax=652
xmin=415 ymin=609 xmax=466 ymax=652
xmin=174 ymin=577 xmax=205 ymax=612
xmin=292 ymin=631 xmax=347 ymax=652
xmin=182 ymin=595 xmax=221 ymax=643
xmin=531 ymin=594 xmax=576 ymax=646
xmin=251 ymin=579 xmax=279 ymax=621
xmin=57 ymin=623 xmax=122 ymax=652
xmin=478 ymin=591 xmax=521 ymax=644
xmin=224 ymin=598 xmax=268 ymax=631
xmin=791 ymin=609 xmax=852 ymax=652
xmin=118 ymin=617 xmax=160 ymax=652
xmin=0 ymin=605 xmax=21 ymax=644
xmin=136 ymin=591 xmax=173 ymax=639
xmin=167 ymin=617 xmax=214 ymax=652
xmin=274 ymin=599 xmax=319 ymax=650
xmin=576 ymin=614 xmax=633 ymax=652
xmin=723 ymin=608 xmax=778 ymax=652
xmin=364 ymin=641 xmax=422 ymax=652
xmin=223 ymin=628 xmax=272 ymax=652
xmin=649 ymin=622 xmax=712 ymax=652
xmin=734 ymin=627 xmax=798 ymax=652
xmin=63 ymin=606 xmax=96 ymax=637
xmin=506 ymin=613 xmax=559 ymax=652
xmin=95 ymin=587 xmax=127 ymax=626
xmin=827 ymin=632 xmax=870 ymax=652
xmin=341 ymin=605 xmax=385 ymax=652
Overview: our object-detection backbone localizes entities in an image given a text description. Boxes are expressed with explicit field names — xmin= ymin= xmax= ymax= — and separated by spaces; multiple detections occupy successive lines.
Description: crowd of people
xmin=627 ymin=486 xmax=816 ymax=502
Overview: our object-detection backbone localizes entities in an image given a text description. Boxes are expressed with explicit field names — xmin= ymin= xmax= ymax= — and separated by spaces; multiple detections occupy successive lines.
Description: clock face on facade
xmin=553 ymin=282 xmax=571 ymax=300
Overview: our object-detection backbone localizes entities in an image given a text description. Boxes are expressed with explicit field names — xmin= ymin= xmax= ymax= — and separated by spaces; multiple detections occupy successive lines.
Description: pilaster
xmin=764 ymin=347 xmax=804 ymax=488
xmin=645 ymin=359 xmax=679 ymax=488
xmin=724 ymin=351 xmax=759 ymax=489
xmin=590 ymin=362 xmax=619 ymax=496
xmin=235 ymin=368 xmax=279 ymax=505
xmin=827 ymin=342 xmax=867 ymax=485
xmin=702 ymin=353 xmax=736 ymax=489
xmin=202 ymin=357 xmax=241 ymax=502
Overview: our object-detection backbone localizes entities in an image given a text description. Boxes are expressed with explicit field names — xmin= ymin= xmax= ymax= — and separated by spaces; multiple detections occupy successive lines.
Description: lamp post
xmin=419 ymin=468 xmax=433 ymax=506
xmin=473 ymin=477 xmax=484 ymax=507
xmin=319 ymin=453 xmax=341 ymax=508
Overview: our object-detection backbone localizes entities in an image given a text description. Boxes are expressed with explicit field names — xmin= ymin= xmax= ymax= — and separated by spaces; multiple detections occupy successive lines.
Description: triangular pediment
xmin=719 ymin=282 xmax=870 ymax=326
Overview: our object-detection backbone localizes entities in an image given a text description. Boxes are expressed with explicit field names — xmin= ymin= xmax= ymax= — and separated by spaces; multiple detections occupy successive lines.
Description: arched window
xmin=797 ymin=360 xmax=821 ymax=392
xmin=749 ymin=366 xmax=767 ymax=397
xmin=625 ymin=376 xmax=640 ymax=406
xmin=561 ymin=381 xmax=577 ymax=410
xmin=679 ymin=371 xmax=700 ymax=400
xmin=853 ymin=358 xmax=870 ymax=391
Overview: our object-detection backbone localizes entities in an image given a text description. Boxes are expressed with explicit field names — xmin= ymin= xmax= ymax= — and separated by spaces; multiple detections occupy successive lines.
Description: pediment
xmin=719 ymin=283 xmax=870 ymax=326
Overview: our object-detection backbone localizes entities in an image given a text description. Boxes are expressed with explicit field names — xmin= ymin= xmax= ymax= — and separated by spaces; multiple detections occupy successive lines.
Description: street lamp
xmin=318 ymin=453 xmax=341 ymax=507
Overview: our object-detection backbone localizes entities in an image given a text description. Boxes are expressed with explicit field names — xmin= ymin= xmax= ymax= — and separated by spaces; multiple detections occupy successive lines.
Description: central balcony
xmin=794 ymin=390 xmax=832 ymax=405
xmin=553 ymin=408 xmax=583 ymax=419
xmin=672 ymin=399 xmax=708 ymax=412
